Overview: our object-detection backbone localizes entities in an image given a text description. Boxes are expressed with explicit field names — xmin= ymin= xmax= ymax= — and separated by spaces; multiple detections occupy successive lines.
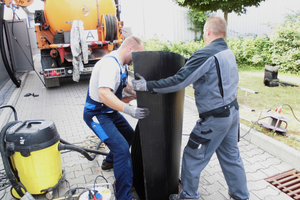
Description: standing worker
xmin=132 ymin=17 xmax=249 ymax=200
xmin=83 ymin=36 xmax=149 ymax=200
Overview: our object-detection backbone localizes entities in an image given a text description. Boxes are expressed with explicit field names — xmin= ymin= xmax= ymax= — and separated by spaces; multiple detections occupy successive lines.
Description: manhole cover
xmin=265 ymin=169 xmax=300 ymax=200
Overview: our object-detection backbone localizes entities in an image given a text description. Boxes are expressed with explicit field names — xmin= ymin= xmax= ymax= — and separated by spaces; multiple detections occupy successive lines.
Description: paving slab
xmin=0 ymin=54 xmax=298 ymax=200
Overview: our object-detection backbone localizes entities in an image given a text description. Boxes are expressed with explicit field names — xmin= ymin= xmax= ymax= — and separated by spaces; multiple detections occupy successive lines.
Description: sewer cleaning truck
xmin=34 ymin=0 xmax=124 ymax=87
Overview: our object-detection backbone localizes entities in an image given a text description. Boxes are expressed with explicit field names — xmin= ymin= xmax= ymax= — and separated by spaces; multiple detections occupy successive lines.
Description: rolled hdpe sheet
xmin=131 ymin=51 xmax=185 ymax=200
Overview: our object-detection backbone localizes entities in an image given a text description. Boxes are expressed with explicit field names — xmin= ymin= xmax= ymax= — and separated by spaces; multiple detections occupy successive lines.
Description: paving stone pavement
xmin=0 ymin=55 xmax=297 ymax=200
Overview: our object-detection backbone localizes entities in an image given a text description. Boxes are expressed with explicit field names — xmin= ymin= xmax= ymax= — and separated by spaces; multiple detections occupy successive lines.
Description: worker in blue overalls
xmin=132 ymin=17 xmax=250 ymax=200
xmin=83 ymin=36 xmax=149 ymax=200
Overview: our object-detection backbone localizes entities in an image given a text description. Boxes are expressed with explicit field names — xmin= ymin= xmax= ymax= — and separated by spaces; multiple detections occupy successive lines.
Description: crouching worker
xmin=83 ymin=36 xmax=149 ymax=200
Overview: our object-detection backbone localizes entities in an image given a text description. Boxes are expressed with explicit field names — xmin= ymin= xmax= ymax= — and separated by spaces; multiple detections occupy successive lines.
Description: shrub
xmin=227 ymin=36 xmax=272 ymax=67
xmin=269 ymin=15 xmax=300 ymax=74
xmin=144 ymin=37 xmax=205 ymax=58
xmin=143 ymin=13 xmax=300 ymax=74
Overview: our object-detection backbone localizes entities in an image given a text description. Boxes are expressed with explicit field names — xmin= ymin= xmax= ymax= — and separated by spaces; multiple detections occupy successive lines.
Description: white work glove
xmin=123 ymin=104 xmax=149 ymax=119
xmin=132 ymin=73 xmax=147 ymax=91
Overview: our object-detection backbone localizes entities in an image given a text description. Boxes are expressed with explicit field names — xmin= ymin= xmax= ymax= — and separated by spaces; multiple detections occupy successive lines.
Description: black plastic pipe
xmin=0 ymin=3 xmax=21 ymax=87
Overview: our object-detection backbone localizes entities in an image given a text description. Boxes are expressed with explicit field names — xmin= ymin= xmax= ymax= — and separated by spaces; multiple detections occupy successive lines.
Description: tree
xmin=175 ymin=0 xmax=266 ymax=23
xmin=187 ymin=10 xmax=211 ymax=41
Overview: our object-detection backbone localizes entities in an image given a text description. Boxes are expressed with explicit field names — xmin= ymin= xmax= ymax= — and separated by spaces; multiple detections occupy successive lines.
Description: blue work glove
xmin=132 ymin=73 xmax=147 ymax=91
xmin=123 ymin=104 xmax=150 ymax=119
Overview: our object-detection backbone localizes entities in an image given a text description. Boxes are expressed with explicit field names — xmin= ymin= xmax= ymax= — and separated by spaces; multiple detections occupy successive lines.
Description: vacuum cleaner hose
xmin=58 ymin=143 xmax=95 ymax=161
xmin=58 ymin=141 xmax=108 ymax=161
xmin=60 ymin=138 xmax=108 ymax=156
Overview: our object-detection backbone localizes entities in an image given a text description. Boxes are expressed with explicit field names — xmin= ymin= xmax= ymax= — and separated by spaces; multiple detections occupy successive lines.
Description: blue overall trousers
xmin=83 ymin=56 xmax=134 ymax=200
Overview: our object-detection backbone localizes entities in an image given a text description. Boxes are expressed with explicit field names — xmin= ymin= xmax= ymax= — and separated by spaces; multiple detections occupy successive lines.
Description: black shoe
xmin=228 ymin=191 xmax=249 ymax=200
xmin=169 ymin=194 xmax=180 ymax=200
xmin=101 ymin=160 xmax=113 ymax=170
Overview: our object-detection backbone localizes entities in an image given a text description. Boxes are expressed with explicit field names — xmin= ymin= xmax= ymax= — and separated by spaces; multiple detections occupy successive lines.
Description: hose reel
xmin=100 ymin=14 xmax=117 ymax=42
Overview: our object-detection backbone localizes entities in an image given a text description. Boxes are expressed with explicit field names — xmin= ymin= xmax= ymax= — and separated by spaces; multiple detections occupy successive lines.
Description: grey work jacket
xmin=147 ymin=38 xmax=238 ymax=114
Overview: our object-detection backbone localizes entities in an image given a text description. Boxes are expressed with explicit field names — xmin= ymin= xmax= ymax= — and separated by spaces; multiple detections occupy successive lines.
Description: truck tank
xmin=34 ymin=0 xmax=123 ymax=87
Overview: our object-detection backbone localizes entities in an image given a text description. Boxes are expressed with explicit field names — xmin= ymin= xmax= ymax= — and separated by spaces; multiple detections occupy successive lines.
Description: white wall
xmin=7 ymin=0 xmax=300 ymax=42
xmin=216 ymin=0 xmax=300 ymax=38
xmin=121 ymin=0 xmax=300 ymax=40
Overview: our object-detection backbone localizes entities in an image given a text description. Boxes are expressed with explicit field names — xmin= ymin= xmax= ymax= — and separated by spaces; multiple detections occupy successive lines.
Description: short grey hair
xmin=204 ymin=16 xmax=227 ymax=36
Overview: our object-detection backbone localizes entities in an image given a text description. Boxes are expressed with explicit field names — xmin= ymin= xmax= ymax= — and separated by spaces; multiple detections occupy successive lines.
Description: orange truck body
xmin=34 ymin=0 xmax=123 ymax=87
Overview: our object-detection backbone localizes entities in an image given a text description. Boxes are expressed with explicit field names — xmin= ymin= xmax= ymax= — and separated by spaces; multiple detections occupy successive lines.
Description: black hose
xmin=58 ymin=143 xmax=94 ymax=161
xmin=0 ymin=105 xmax=18 ymax=121
xmin=0 ymin=121 xmax=26 ymax=197
xmin=90 ymin=140 xmax=103 ymax=160
xmin=0 ymin=4 xmax=21 ymax=88
xmin=60 ymin=138 xmax=108 ymax=156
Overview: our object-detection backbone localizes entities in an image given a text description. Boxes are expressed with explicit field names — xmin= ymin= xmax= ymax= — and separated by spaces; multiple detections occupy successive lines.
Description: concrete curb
xmin=0 ymin=72 xmax=29 ymax=130
xmin=241 ymin=123 xmax=300 ymax=171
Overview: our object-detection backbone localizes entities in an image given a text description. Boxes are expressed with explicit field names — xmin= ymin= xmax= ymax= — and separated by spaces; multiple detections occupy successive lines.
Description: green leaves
xmin=174 ymin=0 xmax=266 ymax=15
xmin=227 ymin=36 xmax=272 ymax=67
xmin=269 ymin=14 xmax=300 ymax=73
xmin=144 ymin=13 xmax=300 ymax=74
xmin=144 ymin=37 xmax=205 ymax=58
xmin=187 ymin=10 xmax=211 ymax=40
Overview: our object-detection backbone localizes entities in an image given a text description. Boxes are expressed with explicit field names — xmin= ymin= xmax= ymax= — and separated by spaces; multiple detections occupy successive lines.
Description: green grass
xmin=186 ymin=67 xmax=300 ymax=151
xmin=237 ymin=67 xmax=300 ymax=150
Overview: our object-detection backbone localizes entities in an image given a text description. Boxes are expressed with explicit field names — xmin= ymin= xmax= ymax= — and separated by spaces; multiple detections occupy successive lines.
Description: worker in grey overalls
xmin=132 ymin=17 xmax=250 ymax=200
xmin=83 ymin=36 xmax=149 ymax=200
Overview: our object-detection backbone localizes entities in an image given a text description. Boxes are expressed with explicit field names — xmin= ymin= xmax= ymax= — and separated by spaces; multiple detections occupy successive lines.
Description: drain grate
xmin=265 ymin=169 xmax=300 ymax=200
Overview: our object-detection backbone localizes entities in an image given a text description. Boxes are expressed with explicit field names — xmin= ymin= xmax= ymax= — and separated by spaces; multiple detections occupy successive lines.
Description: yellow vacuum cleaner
xmin=0 ymin=105 xmax=108 ymax=199
xmin=0 ymin=106 xmax=65 ymax=199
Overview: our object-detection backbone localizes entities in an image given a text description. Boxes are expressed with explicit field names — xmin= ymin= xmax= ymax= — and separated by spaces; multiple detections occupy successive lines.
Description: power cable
xmin=241 ymin=115 xmax=269 ymax=139
xmin=241 ymin=104 xmax=300 ymax=143
xmin=93 ymin=175 xmax=109 ymax=190
xmin=281 ymin=104 xmax=300 ymax=122
xmin=10 ymin=7 xmax=46 ymax=87
xmin=0 ymin=169 xmax=11 ymax=200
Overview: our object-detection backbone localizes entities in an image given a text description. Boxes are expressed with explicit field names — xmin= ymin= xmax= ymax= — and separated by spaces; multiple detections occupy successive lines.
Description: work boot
xmin=169 ymin=194 xmax=180 ymax=200
xmin=228 ymin=191 xmax=249 ymax=200
xmin=101 ymin=160 xmax=113 ymax=170
xmin=169 ymin=194 xmax=198 ymax=200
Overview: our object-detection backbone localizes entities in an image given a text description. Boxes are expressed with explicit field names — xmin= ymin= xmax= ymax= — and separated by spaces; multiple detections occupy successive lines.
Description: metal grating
xmin=265 ymin=169 xmax=300 ymax=200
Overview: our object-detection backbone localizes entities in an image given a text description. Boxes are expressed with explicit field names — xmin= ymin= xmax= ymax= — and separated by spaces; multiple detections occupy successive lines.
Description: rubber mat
xmin=265 ymin=169 xmax=300 ymax=199
xmin=131 ymin=51 xmax=185 ymax=200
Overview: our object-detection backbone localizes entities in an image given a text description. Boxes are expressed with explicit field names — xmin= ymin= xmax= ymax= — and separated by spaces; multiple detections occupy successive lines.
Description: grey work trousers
xmin=180 ymin=106 xmax=249 ymax=200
